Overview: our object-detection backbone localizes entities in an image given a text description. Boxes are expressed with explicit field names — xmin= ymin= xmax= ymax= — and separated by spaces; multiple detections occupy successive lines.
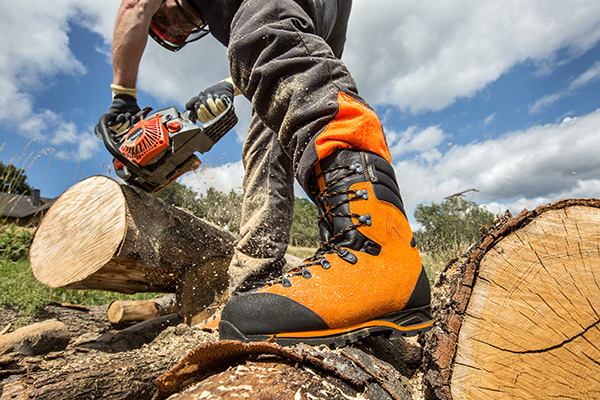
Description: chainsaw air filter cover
xmin=119 ymin=114 xmax=169 ymax=166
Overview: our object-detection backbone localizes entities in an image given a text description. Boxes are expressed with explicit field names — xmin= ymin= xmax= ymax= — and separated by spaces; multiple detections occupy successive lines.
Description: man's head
xmin=149 ymin=0 xmax=209 ymax=51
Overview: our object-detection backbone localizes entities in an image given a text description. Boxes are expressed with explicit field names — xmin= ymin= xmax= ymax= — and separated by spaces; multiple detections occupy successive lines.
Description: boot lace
xmin=278 ymin=162 xmax=371 ymax=287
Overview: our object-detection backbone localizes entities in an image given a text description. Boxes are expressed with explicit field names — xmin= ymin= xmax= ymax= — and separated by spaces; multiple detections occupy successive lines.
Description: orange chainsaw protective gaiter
xmin=314 ymin=92 xmax=392 ymax=163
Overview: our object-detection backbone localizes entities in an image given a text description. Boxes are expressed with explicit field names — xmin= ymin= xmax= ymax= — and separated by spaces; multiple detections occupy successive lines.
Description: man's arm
xmin=112 ymin=0 xmax=162 ymax=88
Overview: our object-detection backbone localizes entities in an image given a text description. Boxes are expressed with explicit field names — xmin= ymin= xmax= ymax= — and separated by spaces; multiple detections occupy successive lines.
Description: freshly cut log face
xmin=423 ymin=199 xmax=600 ymax=400
xmin=30 ymin=176 xmax=127 ymax=289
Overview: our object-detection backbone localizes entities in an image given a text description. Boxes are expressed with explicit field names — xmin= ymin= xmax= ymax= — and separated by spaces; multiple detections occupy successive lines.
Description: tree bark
xmin=422 ymin=198 xmax=600 ymax=400
xmin=0 ymin=319 xmax=207 ymax=400
xmin=29 ymin=175 xmax=236 ymax=324
xmin=0 ymin=320 xmax=70 ymax=357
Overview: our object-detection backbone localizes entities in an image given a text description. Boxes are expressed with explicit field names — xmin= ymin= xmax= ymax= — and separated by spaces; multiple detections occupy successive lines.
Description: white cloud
xmin=483 ymin=113 xmax=496 ymax=127
xmin=388 ymin=125 xmax=446 ymax=158
xmin=0 ymin=0 xmax=120 ymax=160
xmin=395 ymin=109 xmax=600 ymax=222
xmin=529 ymin=93 xmax=564 ymax=114
xmin=344 ymin=0 xmax=600 ymax=112
xmin=529 ymin=60 xmax=600 ymax=114
xmin=569 ymin=60 xmax=600 ymax=90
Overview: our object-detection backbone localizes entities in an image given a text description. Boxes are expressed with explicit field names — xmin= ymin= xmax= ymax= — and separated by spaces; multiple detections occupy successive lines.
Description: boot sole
xmin=219 ymin=305 xmax=433 ymax=347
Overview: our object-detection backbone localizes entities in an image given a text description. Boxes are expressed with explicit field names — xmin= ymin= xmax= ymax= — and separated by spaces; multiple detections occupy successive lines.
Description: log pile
xmin=20 ymin=177 xmax=600 ymax=399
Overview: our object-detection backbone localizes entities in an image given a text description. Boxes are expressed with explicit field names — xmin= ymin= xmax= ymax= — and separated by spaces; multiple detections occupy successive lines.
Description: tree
xmin=0 ymin=162 xmax=33 ymax=194
xmin=290 ymin=197 xmax=319 ymax=247
xmin=193 ymin=188 xmax=243 ymax=233
xmin=154 ymin=181 xmax=199 ymax=210
xmin=413 ymin=197 xmax=493 ymax=255
xmin=156 ymin=182 xmax=320 ymax=246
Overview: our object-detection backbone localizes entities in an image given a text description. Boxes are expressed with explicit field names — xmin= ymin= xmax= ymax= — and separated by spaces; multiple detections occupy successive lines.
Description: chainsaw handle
xmin=97 ymin=114 xmax=149 ymax=180
xmin=183 ymin=95 xmax=234 ymax=125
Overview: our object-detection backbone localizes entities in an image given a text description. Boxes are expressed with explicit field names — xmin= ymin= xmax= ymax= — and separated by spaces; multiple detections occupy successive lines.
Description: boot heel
xmin=384 ymin=306 xmax=434 ymax=338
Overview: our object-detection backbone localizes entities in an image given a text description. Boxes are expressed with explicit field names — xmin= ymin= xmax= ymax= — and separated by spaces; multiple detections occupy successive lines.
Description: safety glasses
xmin=149 ymin=0 xmax=209 ymax=52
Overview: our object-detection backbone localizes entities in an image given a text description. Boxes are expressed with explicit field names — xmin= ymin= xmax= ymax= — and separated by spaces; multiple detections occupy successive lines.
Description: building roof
xmin=0 ymin=192 xmax=55 ymax=219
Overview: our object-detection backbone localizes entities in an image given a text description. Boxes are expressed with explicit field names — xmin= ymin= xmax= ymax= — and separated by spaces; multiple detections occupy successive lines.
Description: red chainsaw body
xmin=115 ymin=114 xmax=169 ymax=169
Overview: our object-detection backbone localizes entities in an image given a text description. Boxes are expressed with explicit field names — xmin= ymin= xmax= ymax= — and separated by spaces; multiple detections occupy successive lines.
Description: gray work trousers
xmin=228 ymin=116 xmax=295 ymax=293
xmin=227 ymin=0 xmax=374 ymax=293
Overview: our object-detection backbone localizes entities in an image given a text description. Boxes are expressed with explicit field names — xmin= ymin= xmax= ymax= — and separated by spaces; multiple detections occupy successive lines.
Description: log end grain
xmin=30 ymin=176 xmax=127 ymax=288
xmin=423 ymin=199 xmax=600 ymax=400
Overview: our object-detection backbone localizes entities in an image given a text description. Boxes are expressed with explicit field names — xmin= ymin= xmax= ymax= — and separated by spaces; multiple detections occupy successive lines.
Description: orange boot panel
xmin=263 ymin=180 xmax=422 ymax=329
xmin=315 ymin=92 xmax=391 ymax=163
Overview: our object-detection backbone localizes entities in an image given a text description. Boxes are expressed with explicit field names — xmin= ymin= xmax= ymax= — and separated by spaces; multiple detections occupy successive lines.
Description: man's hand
xmin=108 ymin=93 xmax=142 ymax=133
xmin=186 ymin=80 xmax=235 ymax=123
xmin=95 ymin=93 xmax=141 ymax=139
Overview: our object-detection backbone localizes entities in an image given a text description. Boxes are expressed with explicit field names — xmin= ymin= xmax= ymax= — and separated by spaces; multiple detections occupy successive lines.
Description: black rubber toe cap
xmin=221 ymin=292 xmax=328 ymax=336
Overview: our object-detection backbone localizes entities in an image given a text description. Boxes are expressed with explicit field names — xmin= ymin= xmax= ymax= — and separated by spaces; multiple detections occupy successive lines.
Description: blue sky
xmin=1 ymin=0 xmax=599 ymax=225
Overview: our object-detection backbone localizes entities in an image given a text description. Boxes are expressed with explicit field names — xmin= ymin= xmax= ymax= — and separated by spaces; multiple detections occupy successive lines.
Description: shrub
xmin=414 ymin=197 xmax=494 ymax=283
xmin=0 ymin=224 xmax=33 ymax=261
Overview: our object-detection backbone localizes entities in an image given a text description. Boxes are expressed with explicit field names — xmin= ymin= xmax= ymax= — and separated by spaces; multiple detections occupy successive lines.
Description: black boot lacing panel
xmin=278 ymin=162 xmax=372 ymax=288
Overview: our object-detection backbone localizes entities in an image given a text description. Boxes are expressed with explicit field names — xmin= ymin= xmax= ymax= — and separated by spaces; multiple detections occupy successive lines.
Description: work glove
xmin=185 ymin=80 xmax=235 ymax=123
xmin=95 ymin=85 xmax=141 ymax=139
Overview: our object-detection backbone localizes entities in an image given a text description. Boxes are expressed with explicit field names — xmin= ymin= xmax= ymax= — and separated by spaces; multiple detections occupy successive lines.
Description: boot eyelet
xmin=320 ymin=258 xmax=331 ymax=269
xmin=356 ymin=189 xmax=369 ymax=200
xmin=338 ymin=248 xmax=357 ymax=264
xmin=301 ymin=269 xmax=312 ymax=279
xmin=359 ymin=214 xmax=372 ymax=226
xmin=349 ymin=162 xmax=363 ymax=174
xmin=282 ymin=278 xmax=292 ymax=287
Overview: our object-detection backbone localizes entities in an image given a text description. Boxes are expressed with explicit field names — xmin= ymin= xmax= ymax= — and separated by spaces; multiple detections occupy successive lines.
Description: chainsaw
xmin=97 ymin=100 xmax=237 ymax=193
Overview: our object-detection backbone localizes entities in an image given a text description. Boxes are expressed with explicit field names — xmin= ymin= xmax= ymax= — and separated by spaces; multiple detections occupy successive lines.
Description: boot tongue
xmin=316 ymin=151 xmax=381 ymax=256
xmin=317 ymin=202 xmax=333 ymax=243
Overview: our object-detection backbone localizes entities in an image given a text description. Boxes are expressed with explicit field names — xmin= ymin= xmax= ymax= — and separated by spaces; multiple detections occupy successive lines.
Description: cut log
xmin=155 ymin=339 xmax=416 ymax=400
xmin=29 ymin=175 xmax=236 ymax=324
xmin=0 ymin=319 xmax=70 ymax=356
xmin=108 ymin=294 xmax=177 ymax=324
xmin=423 ymin=198 xmax=600 ymax=400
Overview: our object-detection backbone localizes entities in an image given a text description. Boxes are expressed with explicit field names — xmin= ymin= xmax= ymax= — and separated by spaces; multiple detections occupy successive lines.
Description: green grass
xmin=0 ymin=258 xmax=162 ymax=316
xmin=420 ymin=242 xmax=470 ymax=286
xmin=287 ymin=246 xmax=316 ymax=260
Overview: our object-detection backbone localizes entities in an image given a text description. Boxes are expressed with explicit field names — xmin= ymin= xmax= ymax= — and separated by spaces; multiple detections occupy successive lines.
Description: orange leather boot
xmin=219 ymin=149 xmax=433 ymax=346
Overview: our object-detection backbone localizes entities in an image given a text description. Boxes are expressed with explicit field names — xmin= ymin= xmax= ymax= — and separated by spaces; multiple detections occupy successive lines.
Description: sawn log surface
xmin=423 ymin=198 xmax=600 ymax=399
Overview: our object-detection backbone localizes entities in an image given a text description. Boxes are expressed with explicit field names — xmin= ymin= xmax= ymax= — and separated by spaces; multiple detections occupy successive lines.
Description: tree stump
xmin=423 ymin=198 xmax=600 ymax=399
xmin=29 ymin=175 xmax=236 ymax=324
